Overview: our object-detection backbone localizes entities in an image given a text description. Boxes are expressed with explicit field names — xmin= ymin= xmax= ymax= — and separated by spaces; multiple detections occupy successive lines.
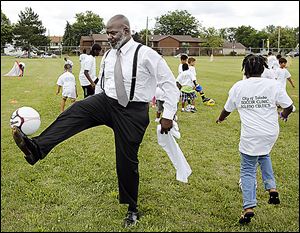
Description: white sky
xmin=1 ymin=1 xmax=299 ymax=36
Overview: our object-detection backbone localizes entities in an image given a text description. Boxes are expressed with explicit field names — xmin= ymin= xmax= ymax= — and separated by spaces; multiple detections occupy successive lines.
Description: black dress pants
xmin=32 ymin=92 xmax=150 ymax=207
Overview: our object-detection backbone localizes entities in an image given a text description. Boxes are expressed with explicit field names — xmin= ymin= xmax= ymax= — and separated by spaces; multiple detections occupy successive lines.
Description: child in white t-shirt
xmin=176 ymin=63 xmax=197 ymax=112
xmin=216 ymin=54 xmax=294 ymax=224
xmin=275 ymin=57 xmax=295 ymax=90
xmin=188 ymin=57 xmax=211 ymax=104
xmin=56 ymin=64 xmax=77 ymax=112
xmin=178 ymin=54 xmax=188 ymax=75
xmin=64 ymin=57 xmax=74 ymax=73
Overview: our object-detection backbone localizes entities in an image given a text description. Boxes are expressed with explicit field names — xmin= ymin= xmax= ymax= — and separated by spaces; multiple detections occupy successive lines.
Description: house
xmin=149 ymin=35 xmax=205 ymax=56
xmin=49 ymin=36 xmax=63 ymax=49
xmin=222 ymin=41 xmax=246 ymax=55
xmin=80 ymin=34 xmax=109 ymax=55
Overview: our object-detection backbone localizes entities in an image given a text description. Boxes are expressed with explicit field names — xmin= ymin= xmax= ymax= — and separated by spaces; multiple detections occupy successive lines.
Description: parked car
xmin=286 ymin=51 xmax=299 ymax=57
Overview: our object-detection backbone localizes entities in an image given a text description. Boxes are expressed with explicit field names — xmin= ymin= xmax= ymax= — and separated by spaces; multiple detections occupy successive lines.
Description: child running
xmin=187 ymin=57 xmax=211 ymax=104
xmin=176 ymin=63 xmax=197 ymax=113
xmin=56 ymin=64 xmax=78 ymax=112
xmin=216 ymin=54 xmax=294 ymax=224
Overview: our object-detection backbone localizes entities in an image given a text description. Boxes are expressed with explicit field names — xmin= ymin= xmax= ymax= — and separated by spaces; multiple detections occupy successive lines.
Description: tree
xmin=199 ymin=27 xmax=224 ymax=48
xmin=13 ymin=7 xmax=50 ymax=57
xmin=153 ymin=10 xmax=200 ymax=36
xmin=71 ymin=11 xmax=105 ymax=45
xmin=235 ymin=26 xmax=257 ymax=48
xmin=62 ymin=21 xmax=76 ymax=50
xmin=138 ymin=29 xmax=152 ymax=45
xmin=1 ymin=10 xmax=14 ymax=50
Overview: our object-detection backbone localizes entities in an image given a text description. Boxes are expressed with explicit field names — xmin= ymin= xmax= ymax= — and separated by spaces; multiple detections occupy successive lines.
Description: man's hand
xmin=160 ymin=118 xmax=173 ymax=134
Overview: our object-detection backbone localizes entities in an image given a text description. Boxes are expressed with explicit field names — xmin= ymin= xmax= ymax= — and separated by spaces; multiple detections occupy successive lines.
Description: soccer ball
xmin=206 ymin=99 xmax=215 ymax=106
xmin=10 ymin=106 xmax=41 ymax=135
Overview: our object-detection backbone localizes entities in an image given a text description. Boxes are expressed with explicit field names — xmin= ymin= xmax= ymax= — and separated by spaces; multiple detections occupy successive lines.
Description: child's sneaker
xmin=268 ymin=191 xmax=280 ymax=204
xmin=185 ymin=105 xmax=191 ymax=112
xmin=202 ymin=97 xmax=210 ymax=103
xmin=191 ymin=107 xmax=197 ymax=113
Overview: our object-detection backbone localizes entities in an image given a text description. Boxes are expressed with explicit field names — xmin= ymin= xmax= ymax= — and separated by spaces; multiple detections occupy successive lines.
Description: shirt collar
xmin=119 ymin=38 xmax=135 ymax=55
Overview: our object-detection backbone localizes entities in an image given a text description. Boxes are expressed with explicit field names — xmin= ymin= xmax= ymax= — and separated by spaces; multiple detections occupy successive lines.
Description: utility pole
xmin=145 ymin=16 xmax=149 ymax=46
xmin=278 ymin=26 xmax=281 ymax=53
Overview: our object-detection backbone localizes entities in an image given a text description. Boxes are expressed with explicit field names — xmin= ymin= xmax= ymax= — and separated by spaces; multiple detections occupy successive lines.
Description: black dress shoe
xmin=123 ymin=211 xmax=139 ymax=227
xmin=12 ymin=126 xmax=40 ymax=165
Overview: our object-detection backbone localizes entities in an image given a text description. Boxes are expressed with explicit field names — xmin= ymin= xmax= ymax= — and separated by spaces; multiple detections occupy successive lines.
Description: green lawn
xmin=1 ymin=55 xmax=299 ymax=232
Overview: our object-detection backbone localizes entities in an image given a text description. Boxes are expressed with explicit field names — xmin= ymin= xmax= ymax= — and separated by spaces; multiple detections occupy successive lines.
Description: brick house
xmin=222 ymin=41 xmax=246 ymax=55
xmin=80 ymin=34 xmax=205 ymax=56
xmin=80 ymin=34 xmax=109 ymax=55
xmin=149 ymin=35 xmax=205 ymax=56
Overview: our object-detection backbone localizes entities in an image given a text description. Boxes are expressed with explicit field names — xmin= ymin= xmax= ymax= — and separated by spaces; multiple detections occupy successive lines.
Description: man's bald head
xmin=107 ymin=14 xmax=130 ymax=31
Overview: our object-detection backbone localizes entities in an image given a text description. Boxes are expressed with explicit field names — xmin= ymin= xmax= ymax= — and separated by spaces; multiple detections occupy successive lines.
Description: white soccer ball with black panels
xmin=10 ymin=106 xmax=41 ymax=135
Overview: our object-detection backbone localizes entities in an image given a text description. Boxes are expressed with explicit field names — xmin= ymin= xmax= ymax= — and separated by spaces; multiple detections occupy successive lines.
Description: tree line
xmin=1 ymin=8 xmax=299 ymax=54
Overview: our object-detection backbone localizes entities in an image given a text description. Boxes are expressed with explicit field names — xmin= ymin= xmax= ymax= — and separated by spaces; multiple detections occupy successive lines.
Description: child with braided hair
xmin=216 ymin=54 xmax=294 ymax=224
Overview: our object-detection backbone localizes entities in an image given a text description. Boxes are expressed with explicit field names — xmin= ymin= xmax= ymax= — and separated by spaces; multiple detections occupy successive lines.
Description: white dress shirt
xmin=98 ymin=38 xmax=179 ymax=119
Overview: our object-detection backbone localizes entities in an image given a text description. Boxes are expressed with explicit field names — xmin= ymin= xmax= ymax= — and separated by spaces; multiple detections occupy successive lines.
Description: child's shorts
xmin=181 ymin=91 xmax=197 ymax=102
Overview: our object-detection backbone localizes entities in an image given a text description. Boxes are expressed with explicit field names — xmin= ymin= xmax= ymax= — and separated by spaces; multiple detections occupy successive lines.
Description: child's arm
xmin=56 ymin=85 xmax=61 ymax=95
xmin=193 ymin=80 xmax=198 ymax=88
xmin=287 ymin=77 xmax=295 ymax=88
xmin=279 ymin=104 xmax=294 ymax=122
xmin=216 ymin=108 xmax=231 ymax=123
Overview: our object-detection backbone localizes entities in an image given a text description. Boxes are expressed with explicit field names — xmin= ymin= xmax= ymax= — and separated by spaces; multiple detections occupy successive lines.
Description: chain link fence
xmin=1 ymin=45 xmax=297 ymax=57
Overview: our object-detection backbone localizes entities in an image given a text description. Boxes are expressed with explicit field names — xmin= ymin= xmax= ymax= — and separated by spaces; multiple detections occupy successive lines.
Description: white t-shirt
xmin=79 ymin=53 xmax=88 ymax=64
xmin=176 ymin=70 xmax=196 ymax=88
xmin=274 ymin=68 xmax=291 ymax=89
xmin=242 ymin=68 xmax=275 ymax=80
xmin=224 ymin=77 xmax=293 ymax=156
xmin=178 ymin=64 xmax=183 ymax=75
xmin=57 ymin=71 xmax=76 ymax=99
xmin=261 ymin=68 xmax=276 ymax=79
xmin=189 ymin=65 xmax=197 ymax=77
xmin=267 ymin=55 xmax=277 ymax=69
xmin=79 ymin=55 xmax=97 ymax=86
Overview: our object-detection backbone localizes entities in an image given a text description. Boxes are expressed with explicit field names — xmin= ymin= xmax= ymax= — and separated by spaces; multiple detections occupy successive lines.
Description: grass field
xmin=1 ymin=55 xmax=299 ymax=232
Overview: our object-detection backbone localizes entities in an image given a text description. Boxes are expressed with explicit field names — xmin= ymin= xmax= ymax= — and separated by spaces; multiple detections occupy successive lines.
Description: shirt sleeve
xmin=83 ymin=57 xmax=92 ymax=71
xmin=284 ymin=69 xmax=291 ymax=79
xmin=57 ymin=75 xmax=63 ymax=86
xmin=224 ymin=85 xmax=237 ymax=112
xmin=156 ymin=58 xmax=180 ymax=120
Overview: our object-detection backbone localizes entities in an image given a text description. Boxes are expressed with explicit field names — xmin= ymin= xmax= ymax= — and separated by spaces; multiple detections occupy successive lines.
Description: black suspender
xmin=130 ymin=43 xmax=143 ymax=100
xmin=100 ymin=49 xmax=111 ymax=91
xmin=101 ymin=44 xmax=143 ymax=101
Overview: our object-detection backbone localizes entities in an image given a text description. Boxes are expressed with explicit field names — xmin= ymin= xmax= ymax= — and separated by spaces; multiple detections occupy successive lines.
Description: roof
xmin=81 ymin=34 xmax=108 ymax=42
xmin=149 ymin=35 xmax=205 ymax=43
xmin=223 ymin=41 xmax=246 ymax=49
